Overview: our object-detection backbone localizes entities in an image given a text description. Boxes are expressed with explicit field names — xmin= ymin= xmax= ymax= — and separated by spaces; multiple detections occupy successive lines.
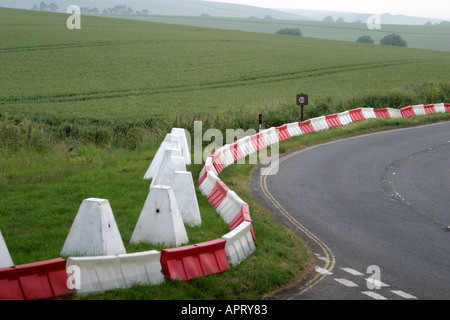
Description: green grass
xmin=0 ymin=8 xmax=449 ymax=299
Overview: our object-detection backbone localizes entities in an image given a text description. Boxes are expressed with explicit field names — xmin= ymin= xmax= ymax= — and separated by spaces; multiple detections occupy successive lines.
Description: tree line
xmin=31 ymin=3 xmax=149 ymax=15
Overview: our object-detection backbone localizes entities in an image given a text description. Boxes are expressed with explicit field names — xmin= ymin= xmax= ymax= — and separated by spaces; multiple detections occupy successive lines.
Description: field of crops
xmin=1 ymin=7 xmax=449 ymax=143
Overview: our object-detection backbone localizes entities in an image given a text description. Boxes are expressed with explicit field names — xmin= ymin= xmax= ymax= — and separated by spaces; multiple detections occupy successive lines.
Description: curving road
xmin=251 ymin=122 xmax=450 ymax=300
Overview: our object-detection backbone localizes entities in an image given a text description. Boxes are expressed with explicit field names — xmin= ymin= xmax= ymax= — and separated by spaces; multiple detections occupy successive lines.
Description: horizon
xmin=0 ymin=0 xmax=448 ymax=20
xmin=204 ymin=0 xmax=450 ymax=20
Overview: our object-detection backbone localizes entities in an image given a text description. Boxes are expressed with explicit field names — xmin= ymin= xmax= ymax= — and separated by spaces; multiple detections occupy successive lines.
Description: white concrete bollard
xmin=61 ymin=198 xmax=126 ymax=257
xmin=0 ymin=229 xmax=14 ymax=268
xmin=130 ymin=185 xmax=189 ymax=247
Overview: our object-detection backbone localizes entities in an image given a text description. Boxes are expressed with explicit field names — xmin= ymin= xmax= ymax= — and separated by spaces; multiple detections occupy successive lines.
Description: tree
xmin=276 ymin=28 xmax=302 ymax=36
xmin=336 ymin=17 xmax=345 ymax=23
xmin=39 ymin=1 xmax=48 ymax=11
xmin=380 ymin=33 xmax=408 ymax=47
xmin=323 ymin=16 xmax=334 ymax=22
xmin=48 ymin=3 xmax=58 ymax=12
xmin=356 ymin=35 xmax=374 ymax=44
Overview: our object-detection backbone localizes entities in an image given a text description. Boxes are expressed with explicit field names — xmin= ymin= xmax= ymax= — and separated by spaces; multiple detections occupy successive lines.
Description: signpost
xmin=296 ymin=93 xmax=308 ymax=121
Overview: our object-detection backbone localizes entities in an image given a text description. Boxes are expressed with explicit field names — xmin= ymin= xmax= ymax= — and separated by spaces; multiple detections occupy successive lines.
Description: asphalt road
xmin=251 ymin=122 xmax=450 ymax=300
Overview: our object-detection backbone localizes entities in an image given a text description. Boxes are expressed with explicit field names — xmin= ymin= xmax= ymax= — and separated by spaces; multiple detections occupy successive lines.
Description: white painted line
xmin=365 ymin=278 xmax=390 ymax=288
xmin=315 ymin=266 xmax=333 ymax=275
xmin=362 ymin=291 xmax=388 ymax=300
xmin=391 ymin=290 xmax=418 ymax=300
xmin=341 ymin=267 xmax=364 ymax=276
xmin=334 ymin=278 xmax=358 ymax=287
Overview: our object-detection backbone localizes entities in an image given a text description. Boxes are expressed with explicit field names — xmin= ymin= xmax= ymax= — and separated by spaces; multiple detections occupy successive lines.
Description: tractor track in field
xmin=0 ymin=59 xmax=424 ymax=105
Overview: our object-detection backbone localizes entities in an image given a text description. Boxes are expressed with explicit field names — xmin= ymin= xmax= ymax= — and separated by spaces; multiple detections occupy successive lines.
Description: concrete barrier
xmin=61 ymin=198 xmax=126 ymax=257
xmin=0 ymin=258 xmax=72 ymax=300
xmin=0 ymin=230 xmax=13 ymax=269
xmin=160 ymin=239 xmax=230 ymax=281
xmin=172 ymin=171 xmax=202 ymax=227
xmin=143 ymin=134 xmax=180 ymax=180
xmin=130 ymin=185 xmax=189 ymax=247
xmin=170 ymin=128 xmax=191 ymax=165
xmin=150 ymin=148 xmax=186 ymax=188
xmin=222 ymin=221 xmax=257 ymax=267
xmin=66 ymin=250 xmax=164 ymax=296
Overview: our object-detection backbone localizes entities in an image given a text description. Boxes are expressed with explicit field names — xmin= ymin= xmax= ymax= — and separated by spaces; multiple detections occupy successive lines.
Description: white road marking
xmin=334 ymin=278 xmax=358 ymax=287
xmin=391 ymin=290 xmax=418 ymax=299
xmin=315 ymin=266 xmax=333 ymax=275
xmin=362 ymin=291 xmax=388 ymax=300
xmin=365 ymin=278 xmax=390 ymax=288
xmin=340 ymin=267 xmax=364 ymax=276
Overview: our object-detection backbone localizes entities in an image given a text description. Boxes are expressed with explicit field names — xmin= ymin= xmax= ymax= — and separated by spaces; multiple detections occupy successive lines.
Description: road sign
xmin=296 ymin=93 xmax=308 ymax=106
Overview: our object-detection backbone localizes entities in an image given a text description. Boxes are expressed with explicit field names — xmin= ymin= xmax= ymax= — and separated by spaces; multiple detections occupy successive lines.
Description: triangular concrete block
xmin=61 ymin=198 xmax=126 ymax=257
xmin=0 ymin=229 xmax=14 ymax=268
xmin=150 ymin=148 xmax=186 ymax=188
xmin=144 ymin=134 xmax=181 ymax=180
xmin=130 ymin=185 xmax=189 ymax=247
xmin=170 ymin=128 xmax=191 ymax=165
xmin=172 ymin=171 xmax=202 ymax=227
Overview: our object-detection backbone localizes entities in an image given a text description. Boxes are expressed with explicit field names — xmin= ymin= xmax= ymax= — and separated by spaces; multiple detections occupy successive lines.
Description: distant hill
xmin=277 ymin=9 xmax=445 ymax=25
xmin=0 ymin=0 xmax=310 ymax=20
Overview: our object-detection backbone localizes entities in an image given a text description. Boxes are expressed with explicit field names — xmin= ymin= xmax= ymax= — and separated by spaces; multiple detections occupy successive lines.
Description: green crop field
xmin=0 ymin=7 xmax=449 ymax=300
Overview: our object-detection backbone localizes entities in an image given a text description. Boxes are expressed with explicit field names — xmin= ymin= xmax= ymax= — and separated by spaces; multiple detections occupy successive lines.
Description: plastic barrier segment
xmin=0 ymin=258 xmax=72 ymax=300
xmin=299 ymin=120 xmax=314 ymax=134
xmin=206 ymin=180 xmax=230 ymax=208
xmin=250 ymin=132 xmax=268 ymax=151
xmin=211 ymin=150 xmax=225 ymax=174
xmin=222 ymin=221 xmax=257 ymax=267
xmin=349 ymin=108 xmax=365 ymax=122
xmin=229 ymin=142 xmax=244 ymax=161
xmin=401 ymin=106 xmax=415 ymax=118
xmin=373 ymin=108 xmax=390 ymax=118
xmin=160 ymin=239 xmax=230 ymax=281
xmin=424 ymin=104 xmax=436 ymax=114
xmin=325 ymin=114 xmax=342 ymax=127
xmin=276 ymin=125 xmax=291 ymax=142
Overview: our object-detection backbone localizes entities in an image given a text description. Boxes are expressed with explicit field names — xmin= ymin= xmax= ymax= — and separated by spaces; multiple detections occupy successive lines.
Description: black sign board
xmin=296 ymin=93 xmax=308 ymax=106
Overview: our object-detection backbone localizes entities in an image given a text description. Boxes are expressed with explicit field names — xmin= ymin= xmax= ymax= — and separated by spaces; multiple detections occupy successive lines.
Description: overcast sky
xmin=205 ymin=0 xmax=450 ymax=20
